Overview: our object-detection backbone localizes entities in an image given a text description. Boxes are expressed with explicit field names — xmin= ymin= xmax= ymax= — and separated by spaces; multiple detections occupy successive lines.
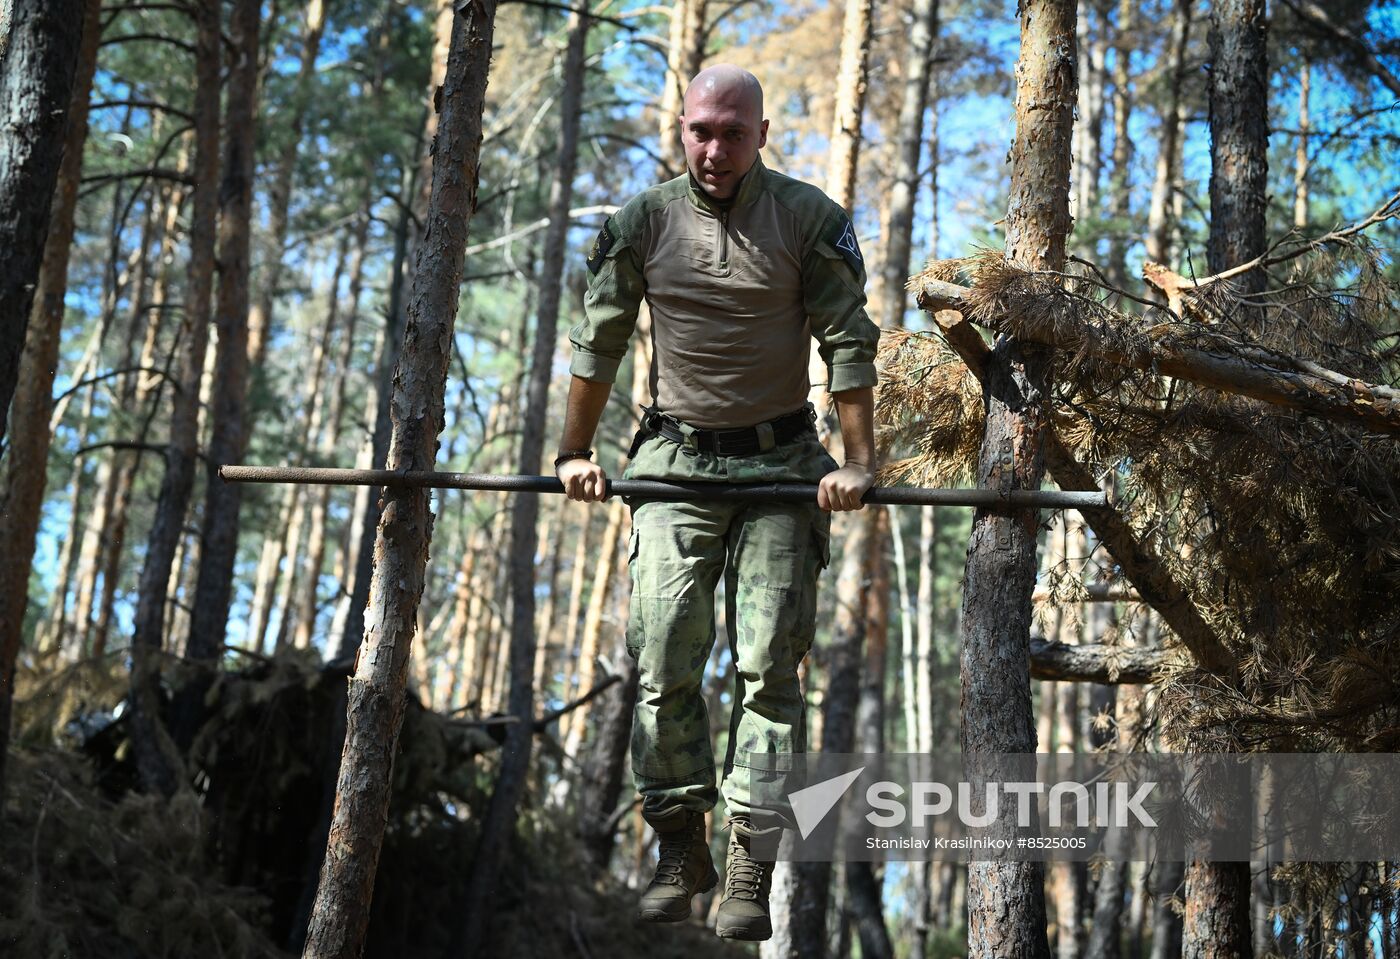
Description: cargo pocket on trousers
xmin=794 ymin=514 xmax=830 ymax=663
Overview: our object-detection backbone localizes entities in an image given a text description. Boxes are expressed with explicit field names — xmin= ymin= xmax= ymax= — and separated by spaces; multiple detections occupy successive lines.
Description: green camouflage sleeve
xmin=802 ymin=205 xmax=880 ymax=392
xmin=569 ymin=213 xmax=645 ymax=383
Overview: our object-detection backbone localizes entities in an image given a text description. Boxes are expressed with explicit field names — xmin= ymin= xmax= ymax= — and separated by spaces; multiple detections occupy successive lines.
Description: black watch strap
xmin=553 ymin=449 xmax=594 ymax=469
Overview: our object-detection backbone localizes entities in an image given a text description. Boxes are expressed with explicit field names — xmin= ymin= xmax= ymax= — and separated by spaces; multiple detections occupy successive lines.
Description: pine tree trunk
xmin=824 ymin=0 xmax=875 ymax=210
xmin=1105 ymin=0 xmax=1133 ymax=288
xmin=879 ymin=0 xmax=939 ymax=329
xmin=0 ymin=0 xmax=84 ymax=450
xmin=247 ymin=0 xmax=328 ymax=374
xmin=849 ymin=507 xmax=893 ymax=959
xmin=1145 ymin=0 xmax=1192 ymax=266
xmin=808 ymin=0 xmax=875 ymax=432
xmin=1292 ymin=59 xmax=1310 ymax=229
xmin=793 ymin=511 xmax=873 ymax=958
xmin=0 ymin=0 xmax=99 ymax=801
xmin=93 ymin=173 xmax=188 ymax=657
xmin=961 ymin=3 xmax=1075 ymax=958
xmin=335 ymin=80 xmax=437 ymax=664
xmin=301 ymin=1 xmax=500 ymax=953
xmin=126 ymin=0 xmax=222 ymax=798
xmin=1183 ymin=2 xmax=1266 ymax=952
xmin=276 ymin=247 xmax=346 ymax=650
xmin=295 ymin=221 xmax=369 ymax=651
xmin=461 ymin=2 xmax=592 ymax=945
xmin=561 ymin=498 xmax=623 ymax=755
xmin=916 ymin=508 xmax=936 ymax=753
xmin=179 ymin=0 xmax=261 ymax=746
xmin=1073 ymin=0 xmax=1107 ymax=226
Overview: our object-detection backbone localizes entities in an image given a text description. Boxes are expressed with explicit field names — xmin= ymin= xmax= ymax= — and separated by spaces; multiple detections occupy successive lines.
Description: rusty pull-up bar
xmin=219 ymin=465 xmax=1110 ymax=510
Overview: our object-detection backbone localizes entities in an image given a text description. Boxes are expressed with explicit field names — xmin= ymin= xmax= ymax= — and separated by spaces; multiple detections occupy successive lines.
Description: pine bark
xmin=0 ymin=0 xmax=100 ymax=802
xmin=880 ymin=0 xmax=938 ymax=329
xmin=300 ymin=0 xmax=500 ymax=953
xmin=809 ymin=0 xmax=875 ymax=429
xmin=126 ymin=0 xmax=222 ymax=798
xmin=1182 ymin=1 xmax=1267 ymax=954
xmin=1205 ymin=0 xmax=1268 ymax=298
xmin=334 ymin=2 xmax=450 ymax=662
xmin=824 ymin=0 xmax=875 ymax=209
xmin=0 ymin=0 xmax=84 ymax=451
xmin=1145 ymin=0 xmax=1192 ymax=266
xmin=180 ymin=0 xmax=262 ymax=745
xmin=960 ymin=2 xmax=1075 ymax=958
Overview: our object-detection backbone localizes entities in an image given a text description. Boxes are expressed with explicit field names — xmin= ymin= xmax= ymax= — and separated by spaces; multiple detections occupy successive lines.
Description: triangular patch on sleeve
xmin=586 ymin=219 xmax=617 ymax=276
xmin=828 ymin=215 xmax=864 ymax=273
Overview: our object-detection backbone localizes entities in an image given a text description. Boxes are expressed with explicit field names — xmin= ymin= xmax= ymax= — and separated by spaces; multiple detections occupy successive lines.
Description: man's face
xmin=679 ymin=89 xmax=768 ymax=200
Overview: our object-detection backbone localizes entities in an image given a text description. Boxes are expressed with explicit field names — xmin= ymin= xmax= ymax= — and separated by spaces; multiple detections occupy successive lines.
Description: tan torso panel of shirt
xmin=642 ymin=190 xmax=809 ymax=429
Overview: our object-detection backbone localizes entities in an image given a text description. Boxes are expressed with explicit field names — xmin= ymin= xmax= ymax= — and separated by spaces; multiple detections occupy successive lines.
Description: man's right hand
xmin=557 ymin=457 xmax=609 ymax=502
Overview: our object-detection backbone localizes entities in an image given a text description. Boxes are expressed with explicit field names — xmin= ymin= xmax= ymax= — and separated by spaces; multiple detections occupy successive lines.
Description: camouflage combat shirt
xmin=568 ymin=155 xmax=880 ymax=430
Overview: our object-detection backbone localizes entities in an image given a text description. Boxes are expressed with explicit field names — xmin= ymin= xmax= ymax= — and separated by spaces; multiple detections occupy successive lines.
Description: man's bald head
xmin=683 ymin=64 xmax=764 ymax=120
xmin=679 ymin=65 xmax=769 ymax=199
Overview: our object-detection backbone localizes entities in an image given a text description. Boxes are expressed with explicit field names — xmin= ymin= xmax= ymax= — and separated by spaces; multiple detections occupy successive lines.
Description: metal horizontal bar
xmin=219 ymin=464 xmax=1110 ymax=510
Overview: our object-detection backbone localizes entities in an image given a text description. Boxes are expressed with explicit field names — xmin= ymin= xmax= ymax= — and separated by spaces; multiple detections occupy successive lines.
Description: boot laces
xmin=726 ymin=836 xmax=766 ymax=901
xmin=653 ymin=829 xmax=694 ymax=885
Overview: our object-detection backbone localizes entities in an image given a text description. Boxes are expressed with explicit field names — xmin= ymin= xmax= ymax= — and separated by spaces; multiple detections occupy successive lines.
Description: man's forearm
xmin=559 ymin=374 xmax=614 ymax=454
xmin=831 ymin=385 xmax=875 ymax=469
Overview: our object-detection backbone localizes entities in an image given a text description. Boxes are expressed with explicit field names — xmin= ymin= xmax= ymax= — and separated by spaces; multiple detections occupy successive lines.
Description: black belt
xmin=640 ymin=405 xmax=817 ymax=457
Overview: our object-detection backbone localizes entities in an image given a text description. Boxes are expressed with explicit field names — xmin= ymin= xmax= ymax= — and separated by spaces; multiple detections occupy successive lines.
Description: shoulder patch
xmin=827 ymin=215 xmax=864 ymax=273
xmin=586 ymin=219 xmax=617 ymax=276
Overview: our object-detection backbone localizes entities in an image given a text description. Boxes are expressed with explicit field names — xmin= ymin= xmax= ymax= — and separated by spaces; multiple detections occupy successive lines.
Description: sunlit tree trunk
xmin=808 ymin=0 xmax=876 ymax=436
xmin=335 ymin=0 xmax=453 ymax=663
xmin=1105 ymin=0 xmax=1133 ymax=288
xmin=960 ymin=2 xmax=1076 ymax=958
xmin=1073 ymin=0 xmax=1107 ymax=228
xmin=301 ymin=0 xmax=500 ymax=952
xmin=1144 ymin=0 xmax=1192 ymax=267
xmin=560 ymin=500 xmax=623 ymax=754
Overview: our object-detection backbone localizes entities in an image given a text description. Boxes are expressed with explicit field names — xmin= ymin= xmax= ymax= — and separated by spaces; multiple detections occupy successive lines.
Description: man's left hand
xmin=818 ymin=463 xmax=874 ymax=512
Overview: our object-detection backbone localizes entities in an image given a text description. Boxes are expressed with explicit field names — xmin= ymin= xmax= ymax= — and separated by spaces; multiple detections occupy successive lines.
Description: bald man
xmin=555 ymin=65 xmax=879 ymax=941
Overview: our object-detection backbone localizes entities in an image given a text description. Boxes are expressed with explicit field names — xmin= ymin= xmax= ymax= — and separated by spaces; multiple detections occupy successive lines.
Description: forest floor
xmin=0 ymin=652 xmax=751 ymax=958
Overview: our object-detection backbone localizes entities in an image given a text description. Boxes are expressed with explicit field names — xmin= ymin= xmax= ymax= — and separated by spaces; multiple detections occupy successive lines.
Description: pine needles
xmin=885 ymin=240 xmax=1400 ymax=752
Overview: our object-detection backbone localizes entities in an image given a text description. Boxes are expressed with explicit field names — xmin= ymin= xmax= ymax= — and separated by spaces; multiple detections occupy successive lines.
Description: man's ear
xmin=758 ymin=118 xmax=769 ymax=149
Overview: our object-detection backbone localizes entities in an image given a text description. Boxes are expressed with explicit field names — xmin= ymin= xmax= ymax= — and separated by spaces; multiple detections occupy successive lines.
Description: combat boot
xmin=637 ymin=805 xmax=718 ymax=922
xmin=715 ymin=816 xmax=776 ymax=940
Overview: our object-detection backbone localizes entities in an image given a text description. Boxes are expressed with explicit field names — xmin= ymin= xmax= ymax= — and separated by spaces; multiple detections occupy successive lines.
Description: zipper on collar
xmin=717 ymin=209 xmax=729 ymax=271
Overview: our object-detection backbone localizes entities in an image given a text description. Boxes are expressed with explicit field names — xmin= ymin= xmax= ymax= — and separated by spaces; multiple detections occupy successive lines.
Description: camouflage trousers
xmin=621 ymin=423 xmax=836 ymax=824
